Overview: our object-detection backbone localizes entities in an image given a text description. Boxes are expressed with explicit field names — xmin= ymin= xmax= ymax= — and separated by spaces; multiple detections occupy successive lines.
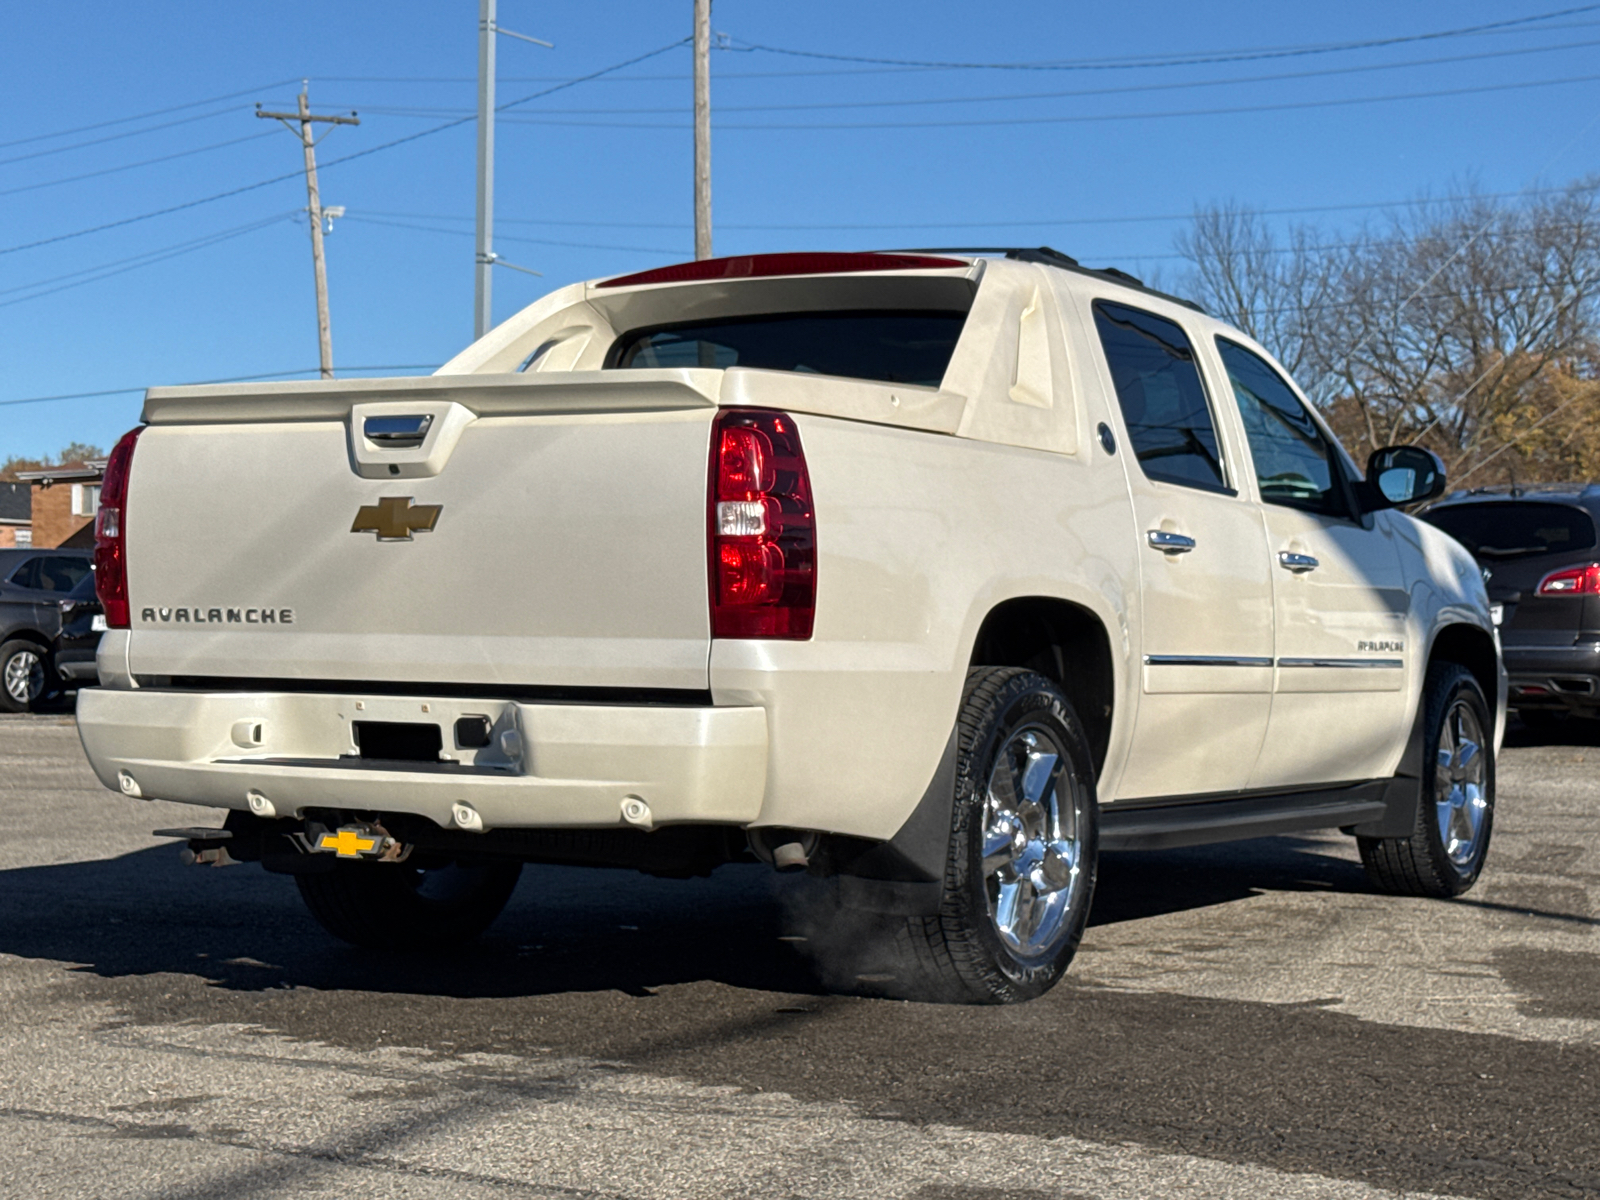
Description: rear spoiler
xmin=142 ymin=369 xmax=723 ymax=426
xmin=140 ymin=367 xmax=969 ymax=437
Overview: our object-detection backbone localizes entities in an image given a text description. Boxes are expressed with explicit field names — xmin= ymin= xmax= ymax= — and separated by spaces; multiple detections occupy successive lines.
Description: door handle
xmin=1278 ymin=551 xmax=1319 ymax=573
xmin=363 ymin=414 xmax=434 ymax=448
xmin=1147 ymin=530 xmax=1196 ymax=554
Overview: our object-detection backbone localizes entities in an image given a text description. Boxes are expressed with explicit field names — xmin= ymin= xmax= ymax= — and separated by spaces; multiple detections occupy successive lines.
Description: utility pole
xmin=476 ymin=0 xmax=497 ymax=341
xmin=257 ymin=88 xmax=358 ymax=379
xmin=693 ymin=0 xmax=712 ymax=260
xmin=476 ymin=2 xmax=553 ymax=340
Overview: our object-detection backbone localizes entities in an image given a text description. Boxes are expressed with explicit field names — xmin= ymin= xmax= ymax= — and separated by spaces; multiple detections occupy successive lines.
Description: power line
xmin=342 ymin=213 xmax=683 ymax=255
xmin=360 ymin=185 xmax=1591 ymax=233
xmin=0 ymin=105 xmax=252 ymax=168
xmin=310 ymin=21 xmax=1600 ymax=83
xmin=0 ymin=78 xmax=300 ymax=150
xmin=482 ymin=71 xmax=1600 ymax=131
xmin=0 ymin=213 xmax=299 ymax=308
xmin=335 ymin=35 xmax=1600 ymax=119
xmin=728 ymin=5 xmax=1600 ymax=72
xmin=0 ymin=40 xmax=691 ymax=260
xmin=0 ymin=131 xmax=279 ymax=199
xmin=0 ymin=366 xmax=442 ymax=411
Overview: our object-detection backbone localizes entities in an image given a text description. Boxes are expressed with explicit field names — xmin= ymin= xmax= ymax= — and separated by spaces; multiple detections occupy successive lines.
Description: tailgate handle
xmin=364 ymin=414 xmax=433 ymax=447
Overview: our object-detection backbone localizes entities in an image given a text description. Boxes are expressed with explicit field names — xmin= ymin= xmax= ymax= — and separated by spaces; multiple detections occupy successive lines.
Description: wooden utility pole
xmin=257 ymin=88 xmax=359 ymax=379
xmin=693 ymin=0 xmax=712 ymax=260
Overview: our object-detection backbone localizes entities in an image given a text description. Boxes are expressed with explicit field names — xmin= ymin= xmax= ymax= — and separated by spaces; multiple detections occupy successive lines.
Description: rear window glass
xmin=1422 ymin=501 xmax=1598 ymax=559
xmin=607 ymin=309 xmax=967 ymax=387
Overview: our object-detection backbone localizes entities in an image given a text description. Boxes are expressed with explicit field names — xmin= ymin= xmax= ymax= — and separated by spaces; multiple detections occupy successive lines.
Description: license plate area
xmin=353 ymin=720 xmax=443 ymax=763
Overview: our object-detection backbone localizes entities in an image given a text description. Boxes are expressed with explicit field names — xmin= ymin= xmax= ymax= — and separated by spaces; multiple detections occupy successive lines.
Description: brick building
xmin=0 ymin=481 xmax=30 ymax=549
xmin=14 ymin=460 xmax=106 ymax=549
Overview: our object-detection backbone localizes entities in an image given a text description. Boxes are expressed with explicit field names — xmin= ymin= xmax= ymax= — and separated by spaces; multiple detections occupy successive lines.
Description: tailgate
xmin=124 ymin=372 xmax=718 ymax=690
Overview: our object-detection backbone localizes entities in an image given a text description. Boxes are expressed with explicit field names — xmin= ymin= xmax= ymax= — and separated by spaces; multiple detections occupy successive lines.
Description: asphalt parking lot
xmin=0 ymin=710 xmax=1595 ymax=1200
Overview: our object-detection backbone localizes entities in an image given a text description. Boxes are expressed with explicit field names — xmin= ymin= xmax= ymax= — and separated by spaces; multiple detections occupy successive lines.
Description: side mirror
xmin=1366 ymin=445 xmax=1446 ymax=508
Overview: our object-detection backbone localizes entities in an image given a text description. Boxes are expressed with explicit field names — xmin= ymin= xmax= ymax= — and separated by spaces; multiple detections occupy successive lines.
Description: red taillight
xmin=708 ymin=408 xmax=815 ymax=639
xmin=1536 ymin=563 xmax=1600 ymax=596
xmin=597 ymin=251 xmax=968 ymax=289
xmin=94 ymin=425 xmax=144 ymax=629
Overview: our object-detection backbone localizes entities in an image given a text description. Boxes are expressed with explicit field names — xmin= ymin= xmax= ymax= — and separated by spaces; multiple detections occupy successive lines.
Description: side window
xmin=7 ymin=557 xmax=41 ymax=590
xmin=1092 ymin=301 xmax=1229 ymax=492
xmin=35 ymin=557 xmax=90 ymax=593
xmin=1216 ymin=339 xmax=1347 ymax=517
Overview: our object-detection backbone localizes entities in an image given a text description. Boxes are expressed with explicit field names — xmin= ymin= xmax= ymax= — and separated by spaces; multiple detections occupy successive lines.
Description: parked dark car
xmin=0 ymin=548 xmax=102 ymax=713
xmin=1421 ymin=485 xmax=1600 ymax=727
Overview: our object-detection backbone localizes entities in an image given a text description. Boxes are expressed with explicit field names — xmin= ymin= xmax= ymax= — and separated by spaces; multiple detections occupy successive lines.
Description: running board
xmin=1100 ymin=784 xmax=1389 ymax=852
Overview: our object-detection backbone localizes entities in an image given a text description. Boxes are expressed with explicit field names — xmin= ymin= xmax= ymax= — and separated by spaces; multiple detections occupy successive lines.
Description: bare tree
xmin=1176 ymin=180 xmax=1600 ymax=484
xmin=1175 ymin=203 xmax=1333 ymax=382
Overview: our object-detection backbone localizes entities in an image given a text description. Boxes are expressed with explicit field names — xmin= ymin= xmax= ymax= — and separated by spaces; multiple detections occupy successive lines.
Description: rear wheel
xmin=887 ymin=667 xmax=1098 ymax=1004
xmin=1359 ymin=662 xmax=1494 ymax=897
xmin=0 ymin=639 xmax=49 ymax=714
xmin=296 ymin=859 xmax=522 ymax=950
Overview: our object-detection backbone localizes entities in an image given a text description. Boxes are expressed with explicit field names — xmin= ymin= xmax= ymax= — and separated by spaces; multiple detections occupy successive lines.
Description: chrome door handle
xmin=363 ymin=414 xmax=434 ymax=447
xmin=1278 ymin=551 xmax=1319 ymax=573
xmin=1147 ymin=530 xmax=1196 ymax=554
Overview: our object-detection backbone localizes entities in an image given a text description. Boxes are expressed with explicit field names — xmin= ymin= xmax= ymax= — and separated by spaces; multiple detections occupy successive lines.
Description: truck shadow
xmin=0 ymin=833 xmax=1367 ymax=1001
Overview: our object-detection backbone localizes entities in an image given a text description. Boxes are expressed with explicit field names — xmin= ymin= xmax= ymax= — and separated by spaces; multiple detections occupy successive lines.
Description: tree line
xmin=1175 ymin=178 xmax=1600 ymax=489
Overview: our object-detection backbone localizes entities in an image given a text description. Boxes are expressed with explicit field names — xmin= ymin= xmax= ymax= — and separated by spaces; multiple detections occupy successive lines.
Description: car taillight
xmin=708 ymin=408 xmax=815 ymax=639
xmin=94 ymin=425 xmax=144 ymax=629
xmin=1536 ymin=563 xmax=1600 ymax=596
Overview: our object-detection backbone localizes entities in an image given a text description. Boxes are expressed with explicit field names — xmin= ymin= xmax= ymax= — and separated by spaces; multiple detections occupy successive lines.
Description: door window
xmin=33 ymin=557 xmax=91 ymax=593
xmin=1093 ymin=301 xmax=1228 ymax=492
xmin=1217 ymin=338 xmax=1347 ymax=517
xmin=6 ymin=557 xmax=41 ymax=589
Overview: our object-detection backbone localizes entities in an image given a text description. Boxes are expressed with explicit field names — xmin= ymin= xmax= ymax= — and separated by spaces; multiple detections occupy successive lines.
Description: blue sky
xmin=4 ymin=1 xmax=1600 ymax=460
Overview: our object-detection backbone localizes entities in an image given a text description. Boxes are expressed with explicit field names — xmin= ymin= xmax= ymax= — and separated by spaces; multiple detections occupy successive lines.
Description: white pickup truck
xmin=77 ymin=248 xmax=1503 ymax=1003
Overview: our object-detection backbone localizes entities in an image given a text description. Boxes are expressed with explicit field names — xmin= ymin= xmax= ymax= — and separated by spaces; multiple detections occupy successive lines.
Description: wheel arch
xmin=1428 ymin=622 xmax=1500 ymax=722
xmin=968 ymin=595 xmax=1115 ymax=777
xmin=0 ymin=629 xmax=52 ymax=653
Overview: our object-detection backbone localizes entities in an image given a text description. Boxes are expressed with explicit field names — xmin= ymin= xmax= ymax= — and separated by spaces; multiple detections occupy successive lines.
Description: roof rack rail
xmin=884 ymin=246 xmax=1207 ymax=314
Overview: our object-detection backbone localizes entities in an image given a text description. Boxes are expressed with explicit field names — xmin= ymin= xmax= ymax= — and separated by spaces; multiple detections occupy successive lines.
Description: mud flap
xmin=821 ymin=728 xmax=957 ymax=916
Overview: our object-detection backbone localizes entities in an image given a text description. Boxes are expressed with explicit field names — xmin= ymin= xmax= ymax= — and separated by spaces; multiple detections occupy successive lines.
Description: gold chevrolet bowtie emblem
xmin=320 ymin=829 xmax=378 ymax=858
xmin=351 ymin=496 xmax=442 ymax=541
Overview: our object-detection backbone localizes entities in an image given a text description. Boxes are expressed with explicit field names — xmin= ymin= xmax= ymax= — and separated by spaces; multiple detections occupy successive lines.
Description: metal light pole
xmin=475 ymin=0 xmax=498 ymax=341
xmin=475 ymin=1 xmax=552 ymax=340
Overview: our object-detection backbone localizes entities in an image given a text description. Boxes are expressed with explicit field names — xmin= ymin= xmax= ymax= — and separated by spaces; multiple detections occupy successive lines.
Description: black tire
xmin=296 ymin=859 xmax=522 ymax=950
xmin=0 ymin=639 xmax=50 ymax=714
xmin=886 ymin=667 xmax=1099 ymax=1004
xmin=1359 ymin=662 xmax=1495 ymax=898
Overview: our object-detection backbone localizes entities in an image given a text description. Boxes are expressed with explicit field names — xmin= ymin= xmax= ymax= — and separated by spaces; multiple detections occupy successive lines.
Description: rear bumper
xmin=1502 ymin=641 xmax=1600 ymax=706
xmin=75 ymin=687 xmax=768 ymax=831
xmin=53 ymin=649 xmax=99 ymax=682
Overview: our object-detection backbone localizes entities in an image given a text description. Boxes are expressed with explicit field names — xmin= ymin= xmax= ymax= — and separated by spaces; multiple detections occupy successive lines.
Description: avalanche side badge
xmin=351 ymin=496 xmax=443 ymax=542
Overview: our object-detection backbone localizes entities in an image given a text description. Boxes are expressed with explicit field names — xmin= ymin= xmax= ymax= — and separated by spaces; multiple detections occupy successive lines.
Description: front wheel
xmin=0 ymin=639 xmax=50 ymax=714
xmin=890 ymin=667 xmax=1099 ymax=1004
xmin=296 ymin=859 xmax=522 ymax=950
xmin=1359 ymin=662 xmax=1494 ymax=897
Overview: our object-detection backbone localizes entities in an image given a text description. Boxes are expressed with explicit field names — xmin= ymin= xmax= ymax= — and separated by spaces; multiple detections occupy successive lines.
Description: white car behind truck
xmin=77 ymin=248 xmax=1504 ymax=1003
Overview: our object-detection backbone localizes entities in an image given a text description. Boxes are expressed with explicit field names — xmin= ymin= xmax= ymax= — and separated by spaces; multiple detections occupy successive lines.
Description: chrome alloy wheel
xmin=980 ymin=725 xmax=1084 ymax=961
xmin=3 ymin=648 xmax=44 ymax=705
xmin=1435 ymin=699 xmax=1490 ymax=871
